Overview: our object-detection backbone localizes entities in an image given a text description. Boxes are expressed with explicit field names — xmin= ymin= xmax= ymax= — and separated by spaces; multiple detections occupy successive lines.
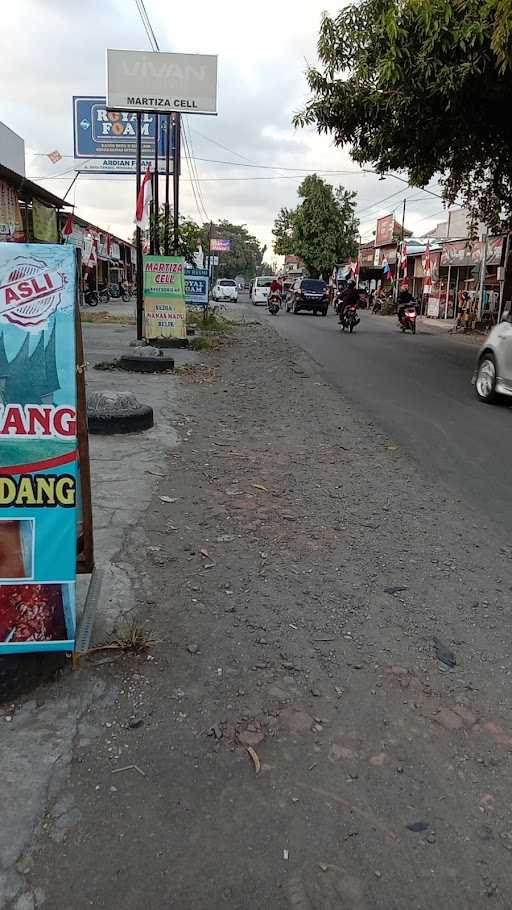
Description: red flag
xmin=106 ymin=232 xmax=112 ymax=255
xmin=48 ymin=150 xmax=62 ymax=164
xmin=135 ymin=167 xmax=153 ymax=229
xmin=423 ymin=241 xmax=432 ymax=295
xmin=62 ymin=212 xmax=74 ymax=237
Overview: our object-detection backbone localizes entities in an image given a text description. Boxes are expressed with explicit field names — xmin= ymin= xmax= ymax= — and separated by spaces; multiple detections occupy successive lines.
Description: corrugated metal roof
xmin=0 ymin=163 xmax=70 ymax=208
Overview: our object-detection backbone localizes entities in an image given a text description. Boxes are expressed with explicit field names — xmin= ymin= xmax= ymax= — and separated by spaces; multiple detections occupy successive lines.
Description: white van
xmin=250 ymin=276 xmax=273 ymax=305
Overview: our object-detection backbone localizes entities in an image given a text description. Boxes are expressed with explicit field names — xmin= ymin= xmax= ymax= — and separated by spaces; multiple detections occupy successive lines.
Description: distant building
xmin=0 ymin=122 xmax=25 ymax=176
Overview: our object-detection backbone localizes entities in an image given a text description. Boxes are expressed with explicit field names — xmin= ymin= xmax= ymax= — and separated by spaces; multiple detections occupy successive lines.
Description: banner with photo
xmin=0 ymin=243 xmax=77 ymax=653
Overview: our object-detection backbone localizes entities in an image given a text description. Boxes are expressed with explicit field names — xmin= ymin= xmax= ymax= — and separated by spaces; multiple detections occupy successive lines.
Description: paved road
xmin=240 ymin=297 xmax=512 ymax=536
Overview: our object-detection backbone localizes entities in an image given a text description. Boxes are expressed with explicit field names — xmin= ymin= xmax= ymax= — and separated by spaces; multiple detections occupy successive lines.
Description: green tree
xmin=135 ymin=211 xmax=202 ymax=265
xmin=294 ymin=1 xmax=512 ymax=232
xmin=272 ymin=175 xmax=358 ymax=278
xmin=272 ymin=208 xmax=295 ymax=256
xmin=202 ymin=221 xmax=265 ymax=280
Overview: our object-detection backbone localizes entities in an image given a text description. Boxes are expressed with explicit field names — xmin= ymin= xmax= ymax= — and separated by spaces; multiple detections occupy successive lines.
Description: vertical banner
xmin=143 ymin=255 xmax=186 ymax=340
xmin=0 ymin=180 xmax=24 ymax=242
xmin=0 ymin=243 xmax=77 ymax=654
xmin=32 ymin=200 xmax=59 ymax=243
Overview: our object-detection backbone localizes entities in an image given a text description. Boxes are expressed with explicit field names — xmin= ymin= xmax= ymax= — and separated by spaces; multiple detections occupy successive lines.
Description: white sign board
xmin=0 ymin=122 xmax=25 ymax=176
xmin=107 ymin=49 xmax=218 ymax=115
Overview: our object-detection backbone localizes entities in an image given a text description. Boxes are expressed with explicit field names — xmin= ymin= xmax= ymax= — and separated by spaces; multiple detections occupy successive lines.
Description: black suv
xmin=287 ymin=278 xmax=329 ymax=316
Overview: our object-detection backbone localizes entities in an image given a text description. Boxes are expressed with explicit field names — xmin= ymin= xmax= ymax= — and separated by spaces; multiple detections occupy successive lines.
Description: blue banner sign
xmin=73 ymin=96 xmax=171 ymax=173
xmin=0 ymin=243 xmax=78 ymax=654
xmin=185 ymin=268 xmax=209 ymax=306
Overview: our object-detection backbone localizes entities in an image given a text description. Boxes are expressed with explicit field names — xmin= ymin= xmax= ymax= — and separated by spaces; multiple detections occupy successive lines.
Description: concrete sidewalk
xmin=0 ymin=320 xmax=196 ymax=907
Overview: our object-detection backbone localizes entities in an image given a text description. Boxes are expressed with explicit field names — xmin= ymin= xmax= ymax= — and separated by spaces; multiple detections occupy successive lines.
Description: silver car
xmin=474 ymin=312 xmax=512 ymax=402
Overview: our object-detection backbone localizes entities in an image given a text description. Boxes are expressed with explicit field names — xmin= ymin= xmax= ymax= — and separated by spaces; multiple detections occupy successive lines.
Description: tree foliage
xmin=272 ymin=175 xmax=359 ymax=278
xmin=295 ymin=0 xmax=512 ymax=231
xmin=201 ymin=220 xmax=265 ymax=280
xmin=142 ymin=210 xmax=202 ymax=265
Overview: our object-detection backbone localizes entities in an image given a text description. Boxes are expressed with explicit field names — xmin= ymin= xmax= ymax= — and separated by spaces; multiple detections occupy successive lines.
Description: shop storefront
xmin=435 ymin=237 xmax=504 ymax=321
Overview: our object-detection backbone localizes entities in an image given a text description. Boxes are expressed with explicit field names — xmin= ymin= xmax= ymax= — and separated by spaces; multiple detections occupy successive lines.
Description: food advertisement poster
xmin=143 ymin=255 xmax=187 ymax=340
xmin=0 ymin=243 xmax=77 ymax=654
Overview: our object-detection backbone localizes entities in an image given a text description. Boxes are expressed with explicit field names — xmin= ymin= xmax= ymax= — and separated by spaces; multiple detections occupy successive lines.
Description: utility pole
xmin=498 ymin=233 xmax=511 ymax=323
xmin=393 ymin=198 xmax=407 ymax=307
xmin=478 ymin=233 xmax=488 ymax=321
xmin=135 ymin=112 xmax=144 ymax=341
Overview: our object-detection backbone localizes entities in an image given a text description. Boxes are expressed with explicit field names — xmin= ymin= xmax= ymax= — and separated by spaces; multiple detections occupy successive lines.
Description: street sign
xmin=73 ymin=96 xmax=171 ymax=174
xmin=185 ymin=267 xmax=209 ymax=306
xmin=106 ymin=50 xmax=218 ymax=115
xmin=210 ymin=238 xmax=230 ymax=252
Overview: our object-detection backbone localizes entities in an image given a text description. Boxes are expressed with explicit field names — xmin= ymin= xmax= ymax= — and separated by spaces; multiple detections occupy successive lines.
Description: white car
xmin=211 ymin=279 xmax=238 ymax=302
xmin=474 ymin=313 xmax=512 ymax=402
xmin=250 ymin=276 xmax=273 ymax=305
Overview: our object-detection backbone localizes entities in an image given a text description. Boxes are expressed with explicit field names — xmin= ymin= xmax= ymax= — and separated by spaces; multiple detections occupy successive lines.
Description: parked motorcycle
xmin=267 ymin=294 xmax=281 ymax=316
xmin=399 ymin=306 xmax=417 ymax=334
xmin=97 ymin=284 xmax=110 ymax=305
xmin=340 ymin=303 xmax=360 ymax=333
xmin=108 ymin=282 xmax=122 ymax=299
xmin=84 ymin=289 xmax=99 ymax=307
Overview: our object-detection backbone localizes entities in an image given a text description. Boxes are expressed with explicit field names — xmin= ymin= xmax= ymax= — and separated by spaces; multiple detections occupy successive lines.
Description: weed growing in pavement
xmin=113 ymin=619 xmax=157 ymax=653
xmin=189 ymin=336 xmax=223 ymax=351
xmin=81 ymin=311 xmax=136 ymax=325
xmin=186 ymin=309 xmax=234 ymax=334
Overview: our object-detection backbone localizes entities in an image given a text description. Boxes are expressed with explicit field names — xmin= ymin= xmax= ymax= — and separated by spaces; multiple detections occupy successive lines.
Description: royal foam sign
xmin=73 ymin=96 xmax=171 ymax=174
xmin=106 ymin=50 xmax=218 ymax=115
xmin=185 ymin=267 xmax=209 ymax=306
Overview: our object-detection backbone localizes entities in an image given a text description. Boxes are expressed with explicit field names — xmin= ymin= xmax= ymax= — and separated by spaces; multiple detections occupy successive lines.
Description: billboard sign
xmin=73 ymin=96 xmax=171 ymax=174
xmin=107 ymin=50 xmax=218 ymax=115
xmin=143 ymin=255 xmax=187 ymax=340
xmin=185 ymin=267 xmax=209 ymax=306
xmin=375 ymin=214 xmax=394 ymax=247
xmin=210 ymin=238 xmax=230 ymax=252
xmin=0 ymin=243 xmax=78 ymax=654
xmin=440 ymin=237 xmax=504 ymax=267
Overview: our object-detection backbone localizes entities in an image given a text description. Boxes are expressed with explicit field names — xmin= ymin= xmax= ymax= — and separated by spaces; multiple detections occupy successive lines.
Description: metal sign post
xmin=153 ymin=113 xmax=160 ymax=256
xmin=164 ymin=114 xmax=171 ymax=256
xmin=173 ymin=113 xmax=181 ymax=253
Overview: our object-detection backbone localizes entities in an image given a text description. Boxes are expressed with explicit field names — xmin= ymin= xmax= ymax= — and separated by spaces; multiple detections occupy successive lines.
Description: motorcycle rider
xmin=338 ymin=279 xmax=360 ymax=323
xmin=397 ymin=287 xmax=415 ymax=325
xmin=268 ymin=276 xmax=282 ymax=311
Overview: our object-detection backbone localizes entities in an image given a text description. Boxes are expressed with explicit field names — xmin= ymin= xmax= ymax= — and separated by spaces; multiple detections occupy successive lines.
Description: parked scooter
xmin=399 ymin=306 xmax=417 ymax=334
xmin=267 ymin=293 xmax=281 ymax=316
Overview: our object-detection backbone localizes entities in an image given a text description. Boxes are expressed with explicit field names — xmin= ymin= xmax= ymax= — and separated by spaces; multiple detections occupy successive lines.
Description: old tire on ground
xmin=88 ymin=404 xmax=154 ymax=435
xmin=0 ymin=652 xmax=66 ymax=705
xmin=118 ymin=354 xmax=174 ymax=373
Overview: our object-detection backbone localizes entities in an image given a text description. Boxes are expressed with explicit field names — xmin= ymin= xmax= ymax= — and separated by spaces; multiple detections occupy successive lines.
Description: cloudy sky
xmin=1 ymin=0 xmax=449 ymax=254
